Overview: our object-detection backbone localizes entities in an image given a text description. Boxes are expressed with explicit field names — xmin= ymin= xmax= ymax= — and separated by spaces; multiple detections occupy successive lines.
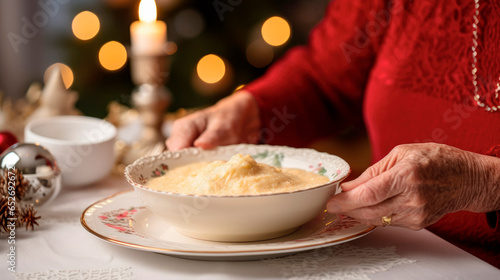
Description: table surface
xmin=2 ymin=174 xmax=499 ymax=280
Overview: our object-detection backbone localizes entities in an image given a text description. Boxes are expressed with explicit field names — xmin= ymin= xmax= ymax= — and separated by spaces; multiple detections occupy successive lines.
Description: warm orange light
xmin=246 ymin=40 xmax=274 ymax=68
xmin=139 ymin=0 xmax=157 ymax=23
xmin=99 ymin=41 xmax=127 ymax=71
xmin=44 ymin=63 xmax=74 ymax=89
xmin=197 ymin=54 xmax=226 ymax=84
xmin=72 ymin=11 xmax=100 ymax=40
xmin=166 ymin=42 xmax=177 ymax=55
xmin=234 ymin=84 xmax=245 ymax=92
xmin=261 ymin=16 xmax=291 ymax=46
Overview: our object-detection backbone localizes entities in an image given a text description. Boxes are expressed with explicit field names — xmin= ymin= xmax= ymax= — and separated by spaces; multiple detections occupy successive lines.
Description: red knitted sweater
xmin=245 ymin=0 xmax=500 ymax=268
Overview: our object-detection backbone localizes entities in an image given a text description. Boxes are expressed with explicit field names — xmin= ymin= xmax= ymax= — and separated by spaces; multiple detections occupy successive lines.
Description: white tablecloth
xmin=1 ymin=175 xmax=499 ymax=280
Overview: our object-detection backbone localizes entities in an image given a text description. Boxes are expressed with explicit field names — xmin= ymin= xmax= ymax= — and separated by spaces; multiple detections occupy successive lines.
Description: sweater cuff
xmin=485 ymin=145 xmax=500 ymax=232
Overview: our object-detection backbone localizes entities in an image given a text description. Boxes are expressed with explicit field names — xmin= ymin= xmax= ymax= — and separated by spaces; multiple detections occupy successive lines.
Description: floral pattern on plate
xmin=98 ymin=206 xmax=146 ymax=236
xmin=81 ymin=191 xmax=375 ymax=261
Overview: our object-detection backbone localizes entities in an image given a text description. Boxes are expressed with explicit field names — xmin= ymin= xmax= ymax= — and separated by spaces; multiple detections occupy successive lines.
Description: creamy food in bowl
xmin=145 ymin=154 xmax=329 ymax=195
xmin=125 ymin=144 xmax=350 ymax=242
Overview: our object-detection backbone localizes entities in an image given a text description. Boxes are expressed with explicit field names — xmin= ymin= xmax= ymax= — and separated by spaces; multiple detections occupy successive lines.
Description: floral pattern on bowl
xmin=252 ymin=151 xmax=285 ymax=167
xmin=123 ymin=144 xmax=351 ymax=242
xmin=150 ymin=163 xmax=169 ymax=178
xmin=127 ymin=144 xmax=350 ymax=193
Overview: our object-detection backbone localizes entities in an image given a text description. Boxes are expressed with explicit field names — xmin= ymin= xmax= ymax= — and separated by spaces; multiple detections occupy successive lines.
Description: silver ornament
xmin=0 ymin=143 xmax=61 ymax=207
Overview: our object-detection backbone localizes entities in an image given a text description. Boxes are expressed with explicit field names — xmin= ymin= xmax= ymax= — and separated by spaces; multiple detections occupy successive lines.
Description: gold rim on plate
xmin=80 ymin=190 xmax=376 ymax=258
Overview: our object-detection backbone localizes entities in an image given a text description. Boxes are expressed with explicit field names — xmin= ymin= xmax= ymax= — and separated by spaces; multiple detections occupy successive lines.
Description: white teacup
xmin=25 ymin=116 xmax=117 ymax=187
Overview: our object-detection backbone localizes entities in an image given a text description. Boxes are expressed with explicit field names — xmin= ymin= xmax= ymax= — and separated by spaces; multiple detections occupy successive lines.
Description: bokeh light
xmin=193 ymin=59 xmax=233 ymax=96
xmin=98 ymin=41 xmax=127 ymax=71
xmin=197 ymin=54 xmax=226 ymax=84
xmin=166 ymin=42 xmax=178 ymax=55
xmin=44 ymin=63 xmax=74 ymax=89
xmin=234 ymin=84 xmax=245 ymax=92
xmin=261 ymin=16 xmax=291 ymax=46
xmin=72 ymin=11 xmax=100 ymax=41
xmin=246 ymin=40 xmax=274 ymax=68
xmin=174 ymin=9 xmax=205 ymax=38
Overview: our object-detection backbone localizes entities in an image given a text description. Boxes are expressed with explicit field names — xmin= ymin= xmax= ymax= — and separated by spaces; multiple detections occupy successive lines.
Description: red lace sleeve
xmin=486 ymin=145 xmax=500 ymax=232
xmin=486 ymin=145 xmax=500 ymax=158
xmin=245 ymin=0 xmax=390 ymax=147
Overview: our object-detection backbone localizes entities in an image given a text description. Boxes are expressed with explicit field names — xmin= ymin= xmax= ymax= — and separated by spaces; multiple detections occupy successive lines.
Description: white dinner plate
xmin=81 ymin=190 xmax=376 ymax=261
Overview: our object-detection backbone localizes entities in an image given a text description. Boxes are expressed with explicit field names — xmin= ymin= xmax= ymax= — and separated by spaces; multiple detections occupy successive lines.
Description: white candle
xmin=130 ymin=0 xmax=166 ymax=55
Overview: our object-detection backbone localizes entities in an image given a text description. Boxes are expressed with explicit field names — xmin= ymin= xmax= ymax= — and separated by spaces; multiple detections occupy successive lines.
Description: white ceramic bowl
xmin=25 ymin=116 xmax=117 ymax=187
xmin=125 ymin=144 xmax=350 ymax=242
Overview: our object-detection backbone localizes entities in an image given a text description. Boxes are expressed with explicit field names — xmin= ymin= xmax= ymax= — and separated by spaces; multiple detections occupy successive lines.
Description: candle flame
xmin=139 ymin=0 xmax=157 ymax=23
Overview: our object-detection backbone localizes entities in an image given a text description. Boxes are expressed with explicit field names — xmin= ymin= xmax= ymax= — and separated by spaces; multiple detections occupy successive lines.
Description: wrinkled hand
xmin=166 ymin=91 xmax=260 ymax=151
xmin=327 ymin=143 xmax=500 ymax=230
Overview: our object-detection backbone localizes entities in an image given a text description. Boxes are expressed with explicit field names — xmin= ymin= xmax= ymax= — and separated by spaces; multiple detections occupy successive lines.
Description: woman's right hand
xmin=166 ymin=91 xmax=261 ymax=151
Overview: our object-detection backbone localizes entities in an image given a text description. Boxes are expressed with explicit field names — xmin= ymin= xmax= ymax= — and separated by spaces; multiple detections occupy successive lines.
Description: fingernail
xmin=327 ymin=201 xmax=341 ymax=213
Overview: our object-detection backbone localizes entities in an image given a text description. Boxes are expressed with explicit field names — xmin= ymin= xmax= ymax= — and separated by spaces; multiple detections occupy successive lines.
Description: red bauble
xmin=0 ymin=131 xmax=18 ymax=154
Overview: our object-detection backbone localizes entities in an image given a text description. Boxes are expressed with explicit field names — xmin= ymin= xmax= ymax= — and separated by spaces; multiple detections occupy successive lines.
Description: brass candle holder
xmin=123 ymin=49 xmax=171 ymax=164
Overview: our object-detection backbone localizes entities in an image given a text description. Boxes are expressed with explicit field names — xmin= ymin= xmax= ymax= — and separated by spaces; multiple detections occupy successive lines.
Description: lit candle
xmin=130 ymin=0 xmax=167 ymax=55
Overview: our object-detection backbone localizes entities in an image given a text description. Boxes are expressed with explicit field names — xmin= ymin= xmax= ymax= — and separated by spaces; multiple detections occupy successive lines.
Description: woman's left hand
xmin=326 ymin=143 xmax=500 ymax=230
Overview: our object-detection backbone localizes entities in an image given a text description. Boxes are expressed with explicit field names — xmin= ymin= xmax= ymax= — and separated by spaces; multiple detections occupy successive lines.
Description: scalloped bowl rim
xmin=124 ymin=144 xmax=351 ymax=198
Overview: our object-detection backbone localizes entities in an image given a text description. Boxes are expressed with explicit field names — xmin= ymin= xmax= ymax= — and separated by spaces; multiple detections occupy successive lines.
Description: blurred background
xmin=0 ymin=0 xmax=329 ymax=118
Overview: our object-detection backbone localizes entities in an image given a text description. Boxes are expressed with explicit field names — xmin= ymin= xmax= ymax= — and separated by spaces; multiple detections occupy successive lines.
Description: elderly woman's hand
xmin=166 ymin=91 xmax=260 ymax=151
xmin=326 ymin=143 xmax=500 ymax=230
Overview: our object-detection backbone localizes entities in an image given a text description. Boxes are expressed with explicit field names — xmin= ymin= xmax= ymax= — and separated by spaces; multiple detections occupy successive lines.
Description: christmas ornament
xmin=0 ymin=168 xmax=41 ymax=232
xmin=0 ymin=143 xmax=61 ymax=208
xmin=26 ymin=66 xmax=81 ymax=123
xmin=0 ymin=131 xmax=18 ymax=154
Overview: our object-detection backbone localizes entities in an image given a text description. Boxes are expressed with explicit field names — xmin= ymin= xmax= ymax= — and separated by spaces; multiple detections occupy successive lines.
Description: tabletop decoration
xmin=26 ymin=66 xmax=81 ymax=124
xmin=0 ymin=65 xmax=81 ymax=142
xmin=121 ymin=0 xmax=171 ymax=166
xmin=0 ymin=168 xmax=40 ymax=233
xmin=0 ymin=143 xmax=62 ymax=233
xmin=130 ymin=0 xmax=167 ymax=56
xmin=106 ymin=103 xmax=194 ymax=175
xmin=0 ymin=131 xmax=18 ymax=154
xmin=0 ymin=87 xmax=39 ymax=140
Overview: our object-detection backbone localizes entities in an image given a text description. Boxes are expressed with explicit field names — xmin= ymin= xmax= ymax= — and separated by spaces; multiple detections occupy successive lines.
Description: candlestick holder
xmin=124 ymin=49 xmax=171 ymax=163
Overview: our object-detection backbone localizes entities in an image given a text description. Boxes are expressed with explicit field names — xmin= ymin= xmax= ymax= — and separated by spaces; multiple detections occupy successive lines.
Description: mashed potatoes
xmin=145 ymin=154 xmax=329 ymax=195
